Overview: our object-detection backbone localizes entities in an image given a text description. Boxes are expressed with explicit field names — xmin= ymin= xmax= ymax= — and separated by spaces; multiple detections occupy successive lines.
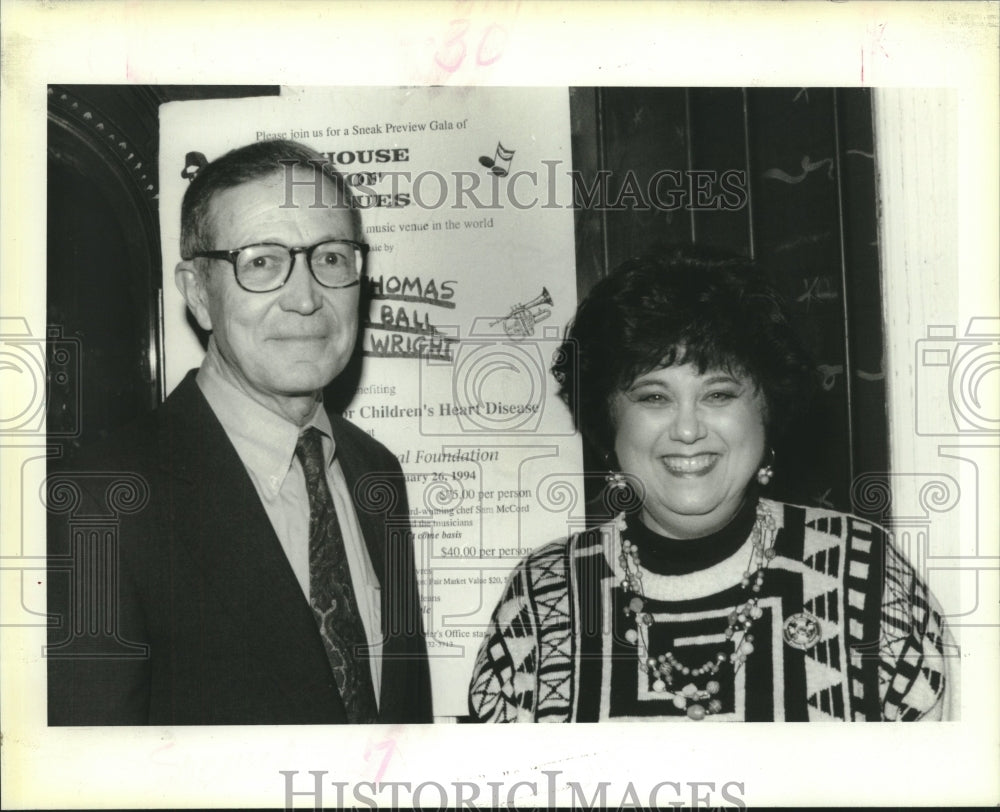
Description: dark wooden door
xmin=570 ymin=87 xmax=887 ymax=519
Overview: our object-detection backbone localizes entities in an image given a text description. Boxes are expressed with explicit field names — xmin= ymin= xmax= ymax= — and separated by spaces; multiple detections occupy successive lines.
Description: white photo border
xmin=2 ymin=1 xmax=998 ymax=809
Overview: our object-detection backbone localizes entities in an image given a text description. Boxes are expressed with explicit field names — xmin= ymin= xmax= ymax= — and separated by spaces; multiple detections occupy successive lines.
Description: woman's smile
xmin=660 ymin=453 xmax=719 ymax=475
xmin=611 ymin=363 xmax=767 ymax=538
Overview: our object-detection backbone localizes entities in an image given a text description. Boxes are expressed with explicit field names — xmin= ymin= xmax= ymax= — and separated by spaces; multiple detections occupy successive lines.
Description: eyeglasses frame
xmin=186 ymin=239 xmax=369 ymax=293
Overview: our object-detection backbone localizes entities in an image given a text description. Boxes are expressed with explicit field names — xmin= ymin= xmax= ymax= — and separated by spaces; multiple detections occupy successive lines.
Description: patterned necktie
xmin=295 ymin=427 xmax=377 ymax=723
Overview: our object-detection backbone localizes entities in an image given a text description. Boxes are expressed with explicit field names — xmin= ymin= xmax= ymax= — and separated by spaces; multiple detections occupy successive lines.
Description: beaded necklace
xmin=618 ymin=501 xmax=778 ymax=720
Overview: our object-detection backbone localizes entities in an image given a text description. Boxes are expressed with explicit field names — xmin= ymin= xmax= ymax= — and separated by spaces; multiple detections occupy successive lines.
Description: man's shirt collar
xmin=196 ymin=348 xmax=335 ymax=499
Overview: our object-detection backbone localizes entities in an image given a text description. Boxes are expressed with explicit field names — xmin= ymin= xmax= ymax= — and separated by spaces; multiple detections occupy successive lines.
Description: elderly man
xmin=47 ymin=140 xmax=432 ymax=725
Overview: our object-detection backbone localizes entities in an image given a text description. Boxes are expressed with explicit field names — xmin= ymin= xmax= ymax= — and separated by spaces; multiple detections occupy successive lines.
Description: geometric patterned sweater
xmin=468 ymin=499 xmax=953 ymax=722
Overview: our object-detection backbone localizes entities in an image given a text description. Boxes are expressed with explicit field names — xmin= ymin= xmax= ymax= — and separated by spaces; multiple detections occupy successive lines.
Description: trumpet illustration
xmin=491 ymin=287 xmax=553 ymax=339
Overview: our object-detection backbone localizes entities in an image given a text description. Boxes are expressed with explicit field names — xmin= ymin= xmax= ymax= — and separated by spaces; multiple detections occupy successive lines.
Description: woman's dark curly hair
xmin=551 ymin=245 xmax=816 ymax=460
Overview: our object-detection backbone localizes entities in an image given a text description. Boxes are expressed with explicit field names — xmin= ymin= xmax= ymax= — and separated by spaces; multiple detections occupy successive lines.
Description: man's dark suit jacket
xmin=47 ymin=371 xmax=432 ymax=725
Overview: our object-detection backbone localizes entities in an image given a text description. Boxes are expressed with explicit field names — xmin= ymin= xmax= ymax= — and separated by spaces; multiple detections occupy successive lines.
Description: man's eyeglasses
xmin=187 ymin=240 xmax=368 ymax=293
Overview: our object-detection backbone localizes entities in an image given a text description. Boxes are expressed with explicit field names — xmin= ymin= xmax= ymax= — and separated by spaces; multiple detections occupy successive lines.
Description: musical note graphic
xmin=478 ymin=142 xmax=515 ymax=177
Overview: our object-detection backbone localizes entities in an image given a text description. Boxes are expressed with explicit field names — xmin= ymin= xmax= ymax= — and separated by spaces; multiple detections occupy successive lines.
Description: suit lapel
xmin=331 ymin=414 xmax=409 ymax=717
xmin=158 ymin=374 xmax=347 ymax=718
xmin=329 ymin=410 xmax=432 ymax=722
xmin=331 ymin=417 xmax=388 ymax=579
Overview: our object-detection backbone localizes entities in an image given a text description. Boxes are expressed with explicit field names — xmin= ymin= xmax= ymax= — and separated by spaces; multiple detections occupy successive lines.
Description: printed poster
xmin=158 ymin=87 xmax=584 ymax=715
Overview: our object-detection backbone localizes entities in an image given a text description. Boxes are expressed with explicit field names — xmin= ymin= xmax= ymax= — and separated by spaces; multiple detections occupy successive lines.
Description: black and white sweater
xmin=468 ymin=498 xmax=953 ymax=722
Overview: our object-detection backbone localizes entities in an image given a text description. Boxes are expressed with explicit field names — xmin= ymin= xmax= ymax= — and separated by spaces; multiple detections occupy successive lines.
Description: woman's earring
xmin=604 ymin=453 xmax=628 ymax=490
xmin=606 ymin=471 xmax=628 ymax=490
xmin=756 ymin=449 xmax=776 ymax=485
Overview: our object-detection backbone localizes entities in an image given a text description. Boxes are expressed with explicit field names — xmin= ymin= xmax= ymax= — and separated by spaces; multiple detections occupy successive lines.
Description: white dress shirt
xmin=197 ymin=351 xmax=382 ymax=699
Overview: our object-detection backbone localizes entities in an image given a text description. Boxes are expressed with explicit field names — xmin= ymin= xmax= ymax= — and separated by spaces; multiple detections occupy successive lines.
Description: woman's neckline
xmin=622 ymin=493 xmax=760 ymax=576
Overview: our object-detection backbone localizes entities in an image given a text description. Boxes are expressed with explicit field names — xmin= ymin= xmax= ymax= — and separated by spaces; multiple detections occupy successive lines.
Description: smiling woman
xmin=611 ymin=364 xmax=767 ymax=539
xmin=468 ymin=245 xmax=956 ymax=723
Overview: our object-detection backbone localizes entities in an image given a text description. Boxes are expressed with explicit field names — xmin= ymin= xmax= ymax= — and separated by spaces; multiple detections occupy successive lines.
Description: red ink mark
xmin=433 ymin=19 xmax=508 ymax=73
xmin=149 ymin=742 xmax=175 ymax=765
xmin=476 ymin=23 xmax=507 ymax=67
xmin=435 ymin=19 xmax=471 ymax=73
xmin=365 ymin=732 xmax=399 ymax=783
xmin=871 ymin=22 xmax=888 ymax=58
xmin=862 ymin=22 xmax=888 ymax=84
